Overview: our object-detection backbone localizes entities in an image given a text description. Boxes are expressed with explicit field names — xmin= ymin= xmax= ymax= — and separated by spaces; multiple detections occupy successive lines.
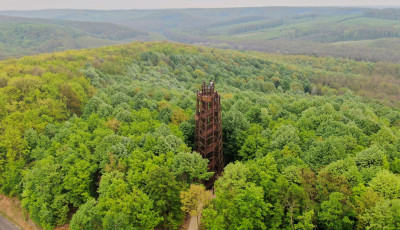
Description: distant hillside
xmin=0 ymin=7 xmax=364 ymax=32
xmin=0 ymin=15 xmax=159 ymax=59
xmin=2 ymin=7 xmax=400 ymax=62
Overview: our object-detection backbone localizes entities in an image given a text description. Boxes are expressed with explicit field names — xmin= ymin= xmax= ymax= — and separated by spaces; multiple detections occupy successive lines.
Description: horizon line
xmin=1 ymin=5 xmax=400 ymax=11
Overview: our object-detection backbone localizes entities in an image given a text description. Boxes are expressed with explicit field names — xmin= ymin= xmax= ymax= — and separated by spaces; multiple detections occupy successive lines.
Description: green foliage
xmin=6 ymin=8 xmax=400 ymax=63
xmin=0 ymin=159 xmax=24 ymax=196
xmin=180 ymin=184 xmax=212 ymax=227
xmin=142 ymin=166 xmax=183 ymax=229
xmin=362 ymin=199 xmax=400 ymax=230
xmin=70 ymin=199 xmax=100 ymax=230
xmin=318 ymin=192 xmax=355 ymax=230
xmin=304 ymin=136 xmax=347 ymax=169
xmin=0 ymin=15 xmax=151 ymax=59
xmin=0 ymin=42 xmax=399 ymax=230
xmin=369 ymin=171 xmax=400 ymax=199
xmin=295 ymin=210 xmax=315 ymax=230
xmin=205 ymin=172 xmax=268 ymax=229
xmin=355 ymin=146 xmax=384 ymax=168
xmin=225 ymin=184 xmax=268 ymax=230
xmin=22 ymin=156 xmax=69 ymax=230
xmin=172 ymin=152 xmax=214 ymax=184
xmin=270 ymin=124 xmax=300 ymax=150
xmin=204 ymin=156 xmax=289 ymax=229
xmin=96 ymin=172 xmax=162 ymax=230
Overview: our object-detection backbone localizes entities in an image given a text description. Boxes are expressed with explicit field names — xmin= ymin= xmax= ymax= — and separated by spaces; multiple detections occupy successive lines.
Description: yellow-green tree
xmin=180 ymin=184 xmax=212 ymax=227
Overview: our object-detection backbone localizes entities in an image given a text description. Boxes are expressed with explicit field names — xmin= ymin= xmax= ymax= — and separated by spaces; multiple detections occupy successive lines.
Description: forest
xmin=0 ymin=42 xmax=400 ymax=229
xmin=0 ymin=15 xmax=156 ymax=59
xmin=3 ymin=7 xmax=400 ymax=63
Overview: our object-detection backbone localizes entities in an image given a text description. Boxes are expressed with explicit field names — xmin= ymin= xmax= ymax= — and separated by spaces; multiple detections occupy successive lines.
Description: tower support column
xmin=195 ymin=81 xmax=223 ymax=187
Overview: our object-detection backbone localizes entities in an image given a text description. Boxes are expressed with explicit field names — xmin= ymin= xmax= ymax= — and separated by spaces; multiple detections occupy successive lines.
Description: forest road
xmin=0 ymin=214 xmax=20 ymax=230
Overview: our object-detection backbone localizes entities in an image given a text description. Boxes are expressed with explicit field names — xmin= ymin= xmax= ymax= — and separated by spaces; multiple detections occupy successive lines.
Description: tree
xmin=238 ymin=124 xmax=267 ymax=160
xmin=202 ymin=203 xmax=225 ymax=230
xmin=369 ymin=170 xmax=400 ymax=199
xmin=180 ymin=184 xmax=212 ymax=227
xmin=22 ymin=156 xmax=69 ymax=230
xmin=352 ymin=185 xmax=380 ymax=229
xmin=290 ymin=81 xmax=304 ymax=92
xmin=222 ymin=184 xmax=268 ymax=230
xmin=304 ymin=136 xmax=347 ymax=169
xmin=318 ymin=192 xmax=355 ymax=230
xmin=110 ymin=92 xmax=131 ymax=107
xmin=362 ymin=199 xmax=400 ymax=230
xmin=143 ymin=166 xmax=183 ymax=229
xmin=179 ymin=118 xmax=195 ymax=148
xmin=316 ymin=168 xmax=352 ymax=202
xmin=294 ymin=210 xmax=315 ymax=230
xmin=271 ymin=124 xmax=300 ymax=150
xmin=101 ymin=191 xmax=161 ymax=230
xmin=204 ymin=157 xmax=281 ymax=229
xmin=70 ymin=199 xmax=100 ymax=230
xmin=214 ymin=162 xmax=249 ymax=192
xmin=0 ymin=159 xmax=24 ymax=196
xmin=355 ymin=146 xmax=384 ymax=168
xmin=151 ymin=125 xmax=186 ymax=154
xmin=171 ymin=108 xmax=189 ymax=125
xmin=172 ymin=152 xmax=214 ymax=184
xmin=60 ymin=83 xmax=82 ymax=115
xmin=61 ymin=154 xmax=98 ymax=207
xmin=222 ymin=109 xmax=250 ymax=162
xmin=324 ymin=158 xmax=364 ymax=187
xmin=246 ymin=106 xmax=262 ymax=123
xmin=96 ymin=171 xmax=162 ymax=230
xmin=283 ymin=184 xmax=306 ymax=230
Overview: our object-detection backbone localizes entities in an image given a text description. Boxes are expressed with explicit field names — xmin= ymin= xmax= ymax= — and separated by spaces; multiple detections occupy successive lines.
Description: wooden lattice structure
xmin=195 ymin=81 xmax=223 ymax=186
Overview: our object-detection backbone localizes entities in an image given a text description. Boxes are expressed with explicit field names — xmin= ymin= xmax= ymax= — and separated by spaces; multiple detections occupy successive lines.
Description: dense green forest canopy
xmin=3 ymin=7 xmax=400 ymax=62
xmin=0 ymin=42 xmax=400 ymax=229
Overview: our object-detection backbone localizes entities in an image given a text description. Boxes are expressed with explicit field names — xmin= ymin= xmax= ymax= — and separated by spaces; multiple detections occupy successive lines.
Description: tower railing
xmin=195 ymin=81 xmax=223 ymax=187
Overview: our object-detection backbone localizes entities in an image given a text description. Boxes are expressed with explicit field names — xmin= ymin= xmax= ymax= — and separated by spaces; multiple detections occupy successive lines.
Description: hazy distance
xmin=1 ymin=0 xmax=400 ymax=11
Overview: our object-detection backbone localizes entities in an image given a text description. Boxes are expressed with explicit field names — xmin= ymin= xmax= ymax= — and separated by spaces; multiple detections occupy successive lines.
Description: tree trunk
xmin=290 ymin=206 xmax=294 ymax=230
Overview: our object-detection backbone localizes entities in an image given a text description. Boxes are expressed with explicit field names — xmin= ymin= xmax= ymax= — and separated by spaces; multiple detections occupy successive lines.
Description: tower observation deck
xmin=195 ymin=81 xmax=223 ymax=186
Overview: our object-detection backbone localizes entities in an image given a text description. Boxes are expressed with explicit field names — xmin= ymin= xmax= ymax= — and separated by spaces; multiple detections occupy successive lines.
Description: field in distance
xmin=2 ymin=7 xmax=400 ymax=62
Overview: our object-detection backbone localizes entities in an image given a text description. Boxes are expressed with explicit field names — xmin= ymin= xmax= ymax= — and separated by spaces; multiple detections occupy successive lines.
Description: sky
xmin=1 ymin=0 xmax=400 ymax=11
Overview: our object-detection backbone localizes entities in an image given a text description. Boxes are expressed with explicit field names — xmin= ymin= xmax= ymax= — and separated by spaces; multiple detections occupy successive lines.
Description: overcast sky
xmin=1 ymin=0 xmax=400 ymax=11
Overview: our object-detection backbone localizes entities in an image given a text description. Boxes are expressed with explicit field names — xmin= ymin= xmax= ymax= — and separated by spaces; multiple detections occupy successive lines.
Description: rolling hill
xmin=2 ymin=7 xmax=400 ymax=62
xmin=0 ymin=15 xmax=160 ymax=59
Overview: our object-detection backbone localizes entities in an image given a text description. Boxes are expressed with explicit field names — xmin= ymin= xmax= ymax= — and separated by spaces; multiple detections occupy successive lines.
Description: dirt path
xmin=187 ymin=216 xmax=199 ymax=230
xmin=185 ymin=190 xmax=216 ymax=230
xmin=0 ymin=214 xmax=20 ymax=230
xmin=0 ymin=195 xmax=41 ymax=230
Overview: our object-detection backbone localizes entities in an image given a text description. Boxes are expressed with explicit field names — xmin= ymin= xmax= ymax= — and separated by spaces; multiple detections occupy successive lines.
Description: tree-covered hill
xmin=3 ymin=7 xmax=400 ymax=62
xmin=0 ymin=42 xmax=400 ymax=229
xmin=0 ymin=15 xmax=159 ymax=59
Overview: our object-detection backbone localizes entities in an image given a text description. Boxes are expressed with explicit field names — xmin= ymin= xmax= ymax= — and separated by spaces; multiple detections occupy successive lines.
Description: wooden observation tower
xmin=195 ymin=81 xmax=223 ymax=186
